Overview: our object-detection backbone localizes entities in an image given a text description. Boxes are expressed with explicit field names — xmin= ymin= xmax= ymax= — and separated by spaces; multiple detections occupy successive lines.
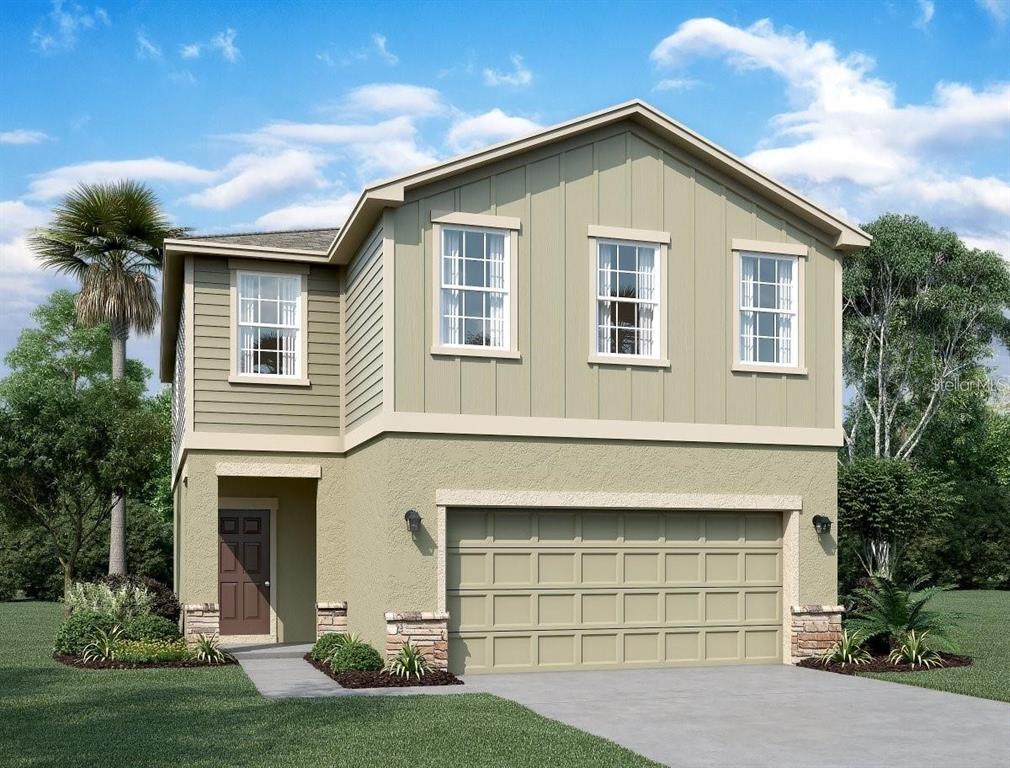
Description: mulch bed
xmin=797 ymin=652 xmax=972 ymax=676
xmin=304 ymin=653 xmax=463 ymax=688
xmin=54 ymin=654 xmax=237 ymax=670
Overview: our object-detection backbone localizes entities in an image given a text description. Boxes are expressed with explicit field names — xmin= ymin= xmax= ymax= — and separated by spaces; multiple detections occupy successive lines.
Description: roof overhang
xmin=326 ymin=99 xmax=871 ymax=265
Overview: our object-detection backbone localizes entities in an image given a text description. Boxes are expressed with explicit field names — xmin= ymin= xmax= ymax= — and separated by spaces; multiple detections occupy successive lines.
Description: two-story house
xmin=161 ymin=100 xmax=870 ymax=675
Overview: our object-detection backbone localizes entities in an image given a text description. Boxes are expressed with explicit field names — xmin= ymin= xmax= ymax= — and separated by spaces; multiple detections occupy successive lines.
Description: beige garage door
xmin=447 ymin=508 xmax=783 ymax=674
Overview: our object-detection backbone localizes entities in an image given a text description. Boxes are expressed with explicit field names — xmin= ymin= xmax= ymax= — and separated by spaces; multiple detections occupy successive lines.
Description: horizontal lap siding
xmin=394 ymin=124 xmax=840 ymax=429
xmin=345 ymin=225 xmax=384 ymax=430
xmin=192 ymin=257 xmax=341 ymax=433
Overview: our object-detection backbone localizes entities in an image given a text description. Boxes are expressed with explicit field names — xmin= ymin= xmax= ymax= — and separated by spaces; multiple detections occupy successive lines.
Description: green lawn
xmin=0 ymin=602 xmax=655 ymax=768
xmin=860 ymin=589 xmax=1010 ymax=702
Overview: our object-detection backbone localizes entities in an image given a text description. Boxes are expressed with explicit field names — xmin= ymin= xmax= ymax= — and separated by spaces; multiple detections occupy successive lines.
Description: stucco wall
xmin=178 ymin=437 xmax=836 ymax=655
xmin=179 ymin=456 xmax=320 ymax=642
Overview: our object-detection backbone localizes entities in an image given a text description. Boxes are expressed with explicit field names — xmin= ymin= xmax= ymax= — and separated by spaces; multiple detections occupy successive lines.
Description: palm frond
xmin=29 ymin=181 xmax=187 ymax=336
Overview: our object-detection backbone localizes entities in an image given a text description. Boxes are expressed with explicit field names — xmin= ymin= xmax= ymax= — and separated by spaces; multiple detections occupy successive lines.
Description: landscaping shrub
xmin=66 ymin=581 xmax=153 ymax=623
xmin=817 ymin=629 xmax=871 ymax=667
xmin=82 ymin=625 xmax=124 ymax=663
xmin=98 ymin=575 xmax=179 ymax=622
xmin=192 ymin=634 xmax=235 ymax=664
xmin=327 ymin=639 xmax=384 ymax=672
xmin=53 ymin=610 xmax=115 ymax=655
xmin=116 ymin=639 xmax=190 ymax=663
xmin=122 ymin=614 xmax=181 ymax=642
xmin=386 ymin=642 xmax=432 ymax=679
xmin=310 ymin=632 xmax=350 ymax=661
xmin=887 ymin=630 xmax=945 ymax=669
xmin=847 ymin=575 xmax=958 ymax=651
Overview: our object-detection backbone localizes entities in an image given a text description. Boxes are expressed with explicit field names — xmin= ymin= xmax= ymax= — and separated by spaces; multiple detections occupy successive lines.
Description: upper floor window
xmin=440 ymin=226 xmax=510 ymax=349
xmin=236 ymin=271 xmax=302 ymax=377
xmin=595 ymin=240 xmax=660 ymax=359
xmin=738 ymin=252 xmax=798 ymax=367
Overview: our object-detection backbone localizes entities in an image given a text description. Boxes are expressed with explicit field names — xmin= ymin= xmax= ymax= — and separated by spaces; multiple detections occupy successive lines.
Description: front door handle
xmin=264 ymin=580 xmax=271 ymax=587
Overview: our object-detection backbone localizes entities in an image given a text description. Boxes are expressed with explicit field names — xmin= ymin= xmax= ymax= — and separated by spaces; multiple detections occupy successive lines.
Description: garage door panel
xmin=447 ymin=508 xmax=783 ymax=674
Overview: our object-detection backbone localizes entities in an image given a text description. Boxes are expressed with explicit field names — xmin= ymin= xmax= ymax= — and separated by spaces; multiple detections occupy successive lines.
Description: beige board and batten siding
xmin=191 ymin=257 xmax=341 ymax=435
xmin=393 ymin=123 xmax=839 ymax=429
xmin=171 ymin=290 xmax=187 ymax=474
xmin=344 ymin=224 xmax=383 ymax=431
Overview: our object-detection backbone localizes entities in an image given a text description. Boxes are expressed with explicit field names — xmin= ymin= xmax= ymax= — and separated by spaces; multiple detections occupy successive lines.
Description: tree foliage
xmin=842 ymin=214 xmax=1010 ymax=461
xmin=837 ymin=458 xmax=959 ymax=580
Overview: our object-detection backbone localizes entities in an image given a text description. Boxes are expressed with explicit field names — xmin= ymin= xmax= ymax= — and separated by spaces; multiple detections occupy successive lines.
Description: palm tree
xmin=30 ymin=180 xmax=186 ymax=576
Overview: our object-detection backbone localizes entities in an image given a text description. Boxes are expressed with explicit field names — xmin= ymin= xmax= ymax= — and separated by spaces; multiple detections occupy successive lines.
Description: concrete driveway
xmin=463 ymin=665 xmax=1010 ymax=768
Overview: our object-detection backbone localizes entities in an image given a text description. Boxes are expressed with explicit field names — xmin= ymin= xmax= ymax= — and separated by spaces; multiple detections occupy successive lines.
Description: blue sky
xmin=2 ymin=0 xmax=1009 ymax=383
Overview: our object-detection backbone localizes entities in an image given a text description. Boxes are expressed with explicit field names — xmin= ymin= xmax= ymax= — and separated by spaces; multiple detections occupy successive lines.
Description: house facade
xmin=161 ymin=100 xmax=869 ymax=674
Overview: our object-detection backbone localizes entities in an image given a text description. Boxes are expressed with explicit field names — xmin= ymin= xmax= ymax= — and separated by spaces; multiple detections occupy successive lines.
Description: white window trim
xmin=587 ymin=226 xmax=670 ymax=368
xmin=228 ymin=262 xmax=311 ymax=386
xmin=731 ymin=242 xmax=807 ymax=376
xmin=430 ymin=213 xmax=520 ymax=360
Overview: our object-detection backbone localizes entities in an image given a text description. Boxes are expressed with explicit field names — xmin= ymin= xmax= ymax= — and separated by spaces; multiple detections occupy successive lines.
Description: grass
xmin=0 ymin=602 xmax=655 ymax=768
xmin=859 ymin=590 xmax=1010 ymax=702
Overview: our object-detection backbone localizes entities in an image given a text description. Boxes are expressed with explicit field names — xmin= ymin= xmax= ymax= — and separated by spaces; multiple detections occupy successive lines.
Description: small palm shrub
xmin=818 ymin=629 xmax=871 ymax=666
xmin=888 ymin=631 xmax=946 ymax=669
xmin=847 ymin=576 xmax=957 ymax=650
xmin=116 ymin=639 xmax=191 ymax=663
xmin=67 ymin=581 xmax=153 ymax=623
xmin=385 ymin=642 xmax=432 ymax=679
xmin=193 ymin=634 xmax=235 ymax=664
xmin=122 ymin=614 xmax=181 ymax=643
xmin=53 ymin=610 xmax=115 ymax=655
xmin=310 ymin=632 xmax=351 ymax=661
xmin=327 ymin=638 xmax=384 ymax=672
xmin=82 ymin=625 xmax=124 ymax=663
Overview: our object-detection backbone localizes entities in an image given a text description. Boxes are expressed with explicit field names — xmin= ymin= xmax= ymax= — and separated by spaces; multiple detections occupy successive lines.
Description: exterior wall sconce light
xmin=404 ymin=509 xmax=422 ymax=535
xmin=812 ymin=515 xmax=832 ymax=535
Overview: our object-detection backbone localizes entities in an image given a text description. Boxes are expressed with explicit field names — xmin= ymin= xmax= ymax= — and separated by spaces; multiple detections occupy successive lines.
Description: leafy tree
xmin=0 ymin=375 xmax=167 ymax=609
xmin=30 ymin=181 xmax=185 ymax=574
xmin=837 ymin=458 xmax=959 ymax=581
xmin=842 ymin=214 xmax=1010 ymax=461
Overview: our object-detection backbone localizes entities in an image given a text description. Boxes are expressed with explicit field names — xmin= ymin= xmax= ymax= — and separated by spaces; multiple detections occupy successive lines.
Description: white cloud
xmin=0 ymin=200 xmax=50 ymax=272
xmin=447 ymin=109 xmax=541 ymax=152
xmin=27 ymin=158 xmax=216 ymax=200
xmin=31 ymin=0 xmax=110 ymax=53
xmin=483 ymin=54 xmax=533 ymax=87
xmin=211 ymin=28 xmax=240 ymax=62
xmin=977 ymin=0 xmax=1009 ymax=24
xmin=373 ymin=33 xmax=398 ymax=65
xmin=651 ymin=17 xmax=1010 ymax=255
xmin=916 ymin=0 xmax=935 ymax=28
xmin=180 ymin=43 xmax=201 ymax=59
xmin=183 ymin=150 xmax=328 ymax=209
xmin=254 ymin=192 xmax=359 ymax=230
xmin=241 ymin=115 xmax=437 ymax=178
xmin=653 ymin=78 xmax=699 ymax=92
xmin=0 ymin=129 xmax=50 ymax=145
xmin=342 ymin=84 xmax=442 ymax=115
xmin=136 ymin=31 xmax=161 ymax=60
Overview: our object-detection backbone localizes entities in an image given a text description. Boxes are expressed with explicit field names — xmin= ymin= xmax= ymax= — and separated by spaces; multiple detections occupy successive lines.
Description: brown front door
xmin=218 ymin=509 xmax=271 ymax=635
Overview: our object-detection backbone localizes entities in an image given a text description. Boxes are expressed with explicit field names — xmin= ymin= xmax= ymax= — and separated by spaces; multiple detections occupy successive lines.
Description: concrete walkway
xmin=232 ymin=649 xmax=1009 ymax=767
xmin=231 ymin=643 xmax=467 ymax=698
xmin=464 ymin=665 xmax=1010 ymax=768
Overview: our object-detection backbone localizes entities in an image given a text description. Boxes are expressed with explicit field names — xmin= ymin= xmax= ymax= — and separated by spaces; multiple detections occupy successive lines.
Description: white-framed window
xmin=738 ymin=252 xmax=799 ymax=367
xmin=595 ymin=239 xmax=661 ymax=358
xmin=236 ymin=271 xmax=302 ymax=377
xmin=439 ymin=226 xmax=510 ymax=350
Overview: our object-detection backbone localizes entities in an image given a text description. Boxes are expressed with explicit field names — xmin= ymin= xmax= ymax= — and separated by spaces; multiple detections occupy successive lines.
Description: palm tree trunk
xmin=108 ymin=322 xmax=128 ymax=576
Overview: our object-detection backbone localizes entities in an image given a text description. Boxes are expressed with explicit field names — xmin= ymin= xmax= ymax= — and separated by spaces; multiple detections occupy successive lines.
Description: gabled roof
xmin=160 ymin=99 xmax=871 ymax=381
xmin=325 ymin=99 xmax=870 ymax=265
xmin=182 ymin=228 xmax=340 ymax=251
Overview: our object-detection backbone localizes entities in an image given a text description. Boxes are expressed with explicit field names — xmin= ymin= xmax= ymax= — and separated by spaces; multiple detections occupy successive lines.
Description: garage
xmin=447 ymin=507 xmax=784 ymax=674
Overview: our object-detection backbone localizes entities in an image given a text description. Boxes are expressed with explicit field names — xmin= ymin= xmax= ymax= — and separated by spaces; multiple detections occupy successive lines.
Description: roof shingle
xmin=184 ymin=228 xmax=340 ymax=252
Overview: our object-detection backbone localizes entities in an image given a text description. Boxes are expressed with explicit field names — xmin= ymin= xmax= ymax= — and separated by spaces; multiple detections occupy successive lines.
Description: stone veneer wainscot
xmin=790 ymin=605 xmax=844 ymax=661
xmin=385 ymin=611 xmax=449 ymax=671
